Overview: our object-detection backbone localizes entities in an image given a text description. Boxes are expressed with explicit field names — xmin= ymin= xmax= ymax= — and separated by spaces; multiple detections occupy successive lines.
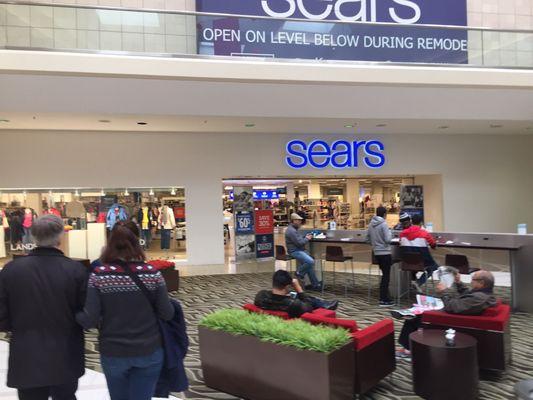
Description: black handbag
xmin=123 ymin=263 xmax=189 ymax=396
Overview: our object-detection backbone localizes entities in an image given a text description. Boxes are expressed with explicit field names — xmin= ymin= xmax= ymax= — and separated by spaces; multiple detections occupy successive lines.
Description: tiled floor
xmin=0 ymin=341 xmax=181 ymax=400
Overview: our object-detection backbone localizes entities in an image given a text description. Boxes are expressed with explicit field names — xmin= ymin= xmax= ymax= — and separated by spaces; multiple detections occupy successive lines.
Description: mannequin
xmin=158 ymin=205 xmax=176 ymax=252
xmin=0 ymin=210 xmax=8 ymax=258
xmin=137 ymin=206 xmax=154 ymax=249
xmin=106 ymin=204 xmax=128 ymax=230
xmin=22 ymin=208 xmax=36 ymax=245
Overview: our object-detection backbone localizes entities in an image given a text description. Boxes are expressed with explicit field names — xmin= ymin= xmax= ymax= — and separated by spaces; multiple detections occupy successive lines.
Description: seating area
xmin=75 ymin=271 xmax=528 ymax=399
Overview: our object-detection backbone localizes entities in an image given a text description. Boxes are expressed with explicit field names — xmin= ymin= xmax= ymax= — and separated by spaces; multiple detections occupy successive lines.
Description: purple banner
xmin=197 ymin=0 xmax=468 ymax=63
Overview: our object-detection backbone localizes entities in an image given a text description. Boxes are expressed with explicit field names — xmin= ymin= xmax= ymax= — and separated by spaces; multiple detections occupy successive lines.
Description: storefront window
xmin=0 ymin=188 xmax=186 ymax=263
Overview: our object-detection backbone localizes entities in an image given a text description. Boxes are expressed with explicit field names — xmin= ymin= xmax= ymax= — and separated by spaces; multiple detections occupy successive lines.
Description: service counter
xmin=305 ymin=229 xmax=533 ymax=313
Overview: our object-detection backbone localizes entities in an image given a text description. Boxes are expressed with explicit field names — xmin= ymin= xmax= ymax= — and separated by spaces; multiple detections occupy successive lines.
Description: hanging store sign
xmin=230 ymin=190 xmax=279 ymax=200
xmin=196 ymin=0 xmax=468 ymax=63
xmin=285 ymin=139 xmax=385 ymax=169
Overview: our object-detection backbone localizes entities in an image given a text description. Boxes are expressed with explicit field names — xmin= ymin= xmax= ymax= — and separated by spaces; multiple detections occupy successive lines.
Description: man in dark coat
xmin=0 ymin=215 xmax=88 ymax=400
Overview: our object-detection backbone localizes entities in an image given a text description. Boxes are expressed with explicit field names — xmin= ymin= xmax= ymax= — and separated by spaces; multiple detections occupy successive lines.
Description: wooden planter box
xmin=199 ymin=326 xmax=354 ymax=400
xmin=160 ymin=268 xmax=179 ymax=292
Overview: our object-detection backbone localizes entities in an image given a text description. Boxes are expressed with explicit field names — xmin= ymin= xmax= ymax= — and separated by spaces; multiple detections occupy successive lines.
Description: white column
xmin=307 ymin=183 xmax=321 ymax=199
xmin=184 ymin=176 xmax=225 ymax=266
xmin=286 ymin=182 xmax=295 ymax=202
xmin=345 ymin=179 xmax=360 ymax=212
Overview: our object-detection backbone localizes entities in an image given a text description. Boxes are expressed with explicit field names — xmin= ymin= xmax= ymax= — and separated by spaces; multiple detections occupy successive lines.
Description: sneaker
xmin=309 ymin=281 xmax=323 ymax=291
xmin=395 ymin=349 xmax=412 ymax=362
xmin=379 ymin=300 xmax=395 ymax=307
xmin=324 ymin=300 xmax=339 ymax=311
xmin=390 ymin=310 xmax=404 ymax=320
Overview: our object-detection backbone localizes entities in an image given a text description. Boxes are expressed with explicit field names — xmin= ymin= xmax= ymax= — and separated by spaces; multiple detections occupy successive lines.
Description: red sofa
xmin=242 ymin=303 xmax=336 ymax=319
xmin=301 ymin=313 xmax=396 ymax=395
xmin=422 ymin=302 xmax=511 ymax=371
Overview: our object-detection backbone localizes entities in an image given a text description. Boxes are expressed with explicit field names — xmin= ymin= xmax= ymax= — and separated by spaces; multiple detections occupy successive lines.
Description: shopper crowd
xmin=0 ymin=215 xmax=187 ymax=400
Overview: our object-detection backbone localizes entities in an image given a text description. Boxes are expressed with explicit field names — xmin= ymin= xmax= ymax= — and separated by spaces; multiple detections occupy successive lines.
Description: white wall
xmin=0 ymin=130 xmax=532 ymax=265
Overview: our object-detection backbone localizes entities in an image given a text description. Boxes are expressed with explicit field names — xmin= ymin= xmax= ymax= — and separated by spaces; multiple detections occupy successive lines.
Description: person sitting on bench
xmin=392 ymin=270 xmax=497 ymax=360
xmin=255 ymin=270 xmax=338 ymax=318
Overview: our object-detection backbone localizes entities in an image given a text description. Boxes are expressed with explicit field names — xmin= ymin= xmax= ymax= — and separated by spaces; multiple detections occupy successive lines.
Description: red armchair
xmin=422 ymin=302 xmax=511 ymax=371
xmin=301 ymin=313 xmax=396 ymax=395
xmin=242 ymin=303 xmax=336 ymax=319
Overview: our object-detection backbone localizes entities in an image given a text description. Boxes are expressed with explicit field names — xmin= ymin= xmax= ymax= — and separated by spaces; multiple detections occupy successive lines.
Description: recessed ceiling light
xmin=344 ymin=123 xmax=357 ymax=128
xmin=0 ymin=119 xmax=10 ymax=123
xmin=438 ymin=126 xmax=449 ymax=130
xmin=490 ymin=124 xmax=503 ymax=128
xmin=137 ymin=122 xmax=147 ymax=125
xmin=98 ymin=119 xmax=111 ymax=123
xmin=376 ymin=123 xmax=387 ymax=127
xmin=245 ymin=123 xmax=255 ymax=128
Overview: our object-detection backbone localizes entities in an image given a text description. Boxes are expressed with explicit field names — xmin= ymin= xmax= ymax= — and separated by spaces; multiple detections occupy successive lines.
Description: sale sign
xmin=235 ymin=211 xmax=255 ymax=235
xmin=256 ymin=233 xmax=274 ymax=258
xmin=255 ymin=210 xmax=274 ymax=235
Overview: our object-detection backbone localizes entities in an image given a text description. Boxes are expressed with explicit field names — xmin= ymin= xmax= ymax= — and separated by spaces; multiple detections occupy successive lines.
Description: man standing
xmin=399 ymin=213 xmax=439 ymax=292
xmin=0 ymin=215 xmax=88 ymax=400
xmin=367 ymin=206 xmax=394 ymax=307
xmin=285 ymin=213 xmax=322 ymax=290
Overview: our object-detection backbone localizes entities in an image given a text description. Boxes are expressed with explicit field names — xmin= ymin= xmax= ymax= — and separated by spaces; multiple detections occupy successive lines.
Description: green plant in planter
xmin=200 ymin=309 xmax=351 ymax=353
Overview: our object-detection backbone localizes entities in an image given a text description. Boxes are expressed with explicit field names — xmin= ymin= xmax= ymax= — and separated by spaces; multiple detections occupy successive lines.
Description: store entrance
xmin=0 ymin=187 xmax=187 ymax=266
xmin=221 ymin=176 xmax=437 ymax=261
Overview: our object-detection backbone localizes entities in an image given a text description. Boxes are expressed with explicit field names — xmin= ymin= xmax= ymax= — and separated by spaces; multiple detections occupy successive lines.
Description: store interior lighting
xmin=124 ymin=189 xmax=130 ymax=196
xmin=170 ymin=188 xmax=176 ymax=195
xmin=149 ymin=189 xmax=155 ymax=196
xmin=74 ymin=189 xmax=80 ymax=197
xmin=100 ymin=189 xmax=106 ymax=196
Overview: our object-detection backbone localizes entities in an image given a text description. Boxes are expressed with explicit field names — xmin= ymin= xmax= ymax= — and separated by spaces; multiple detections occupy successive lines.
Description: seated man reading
xmin=392 ymin=269 xmax=497 ymax=360
xmin=255 ymin=270 xmax=338 ymax=318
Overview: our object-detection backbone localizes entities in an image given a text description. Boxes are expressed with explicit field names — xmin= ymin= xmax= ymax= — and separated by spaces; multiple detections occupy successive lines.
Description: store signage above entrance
xmin=285 ymin=139 xmax=385 ymax=169
xmin=196 ymin=0 xmax=468 ymax=63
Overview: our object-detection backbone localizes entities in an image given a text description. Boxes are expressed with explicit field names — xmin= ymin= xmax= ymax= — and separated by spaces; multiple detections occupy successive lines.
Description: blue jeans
xmin=101 ymin=348 xmax=163 ymax=400
xmin=290 ymin=250 xmax=319 ymax=287
xmin=160 ymin=229 xmax=171 ymax=250
xmin=141 ymin=229 xmax=151 ymax=249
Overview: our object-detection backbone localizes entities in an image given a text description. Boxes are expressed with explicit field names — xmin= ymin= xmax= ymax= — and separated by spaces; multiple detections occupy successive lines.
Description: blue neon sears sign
xmin=286 ymin=139 xmax=385 ymax=169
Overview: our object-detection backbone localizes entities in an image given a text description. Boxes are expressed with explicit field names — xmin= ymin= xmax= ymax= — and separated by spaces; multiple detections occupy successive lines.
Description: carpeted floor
xmin=44 ymin=273 xmax=533 ymax=399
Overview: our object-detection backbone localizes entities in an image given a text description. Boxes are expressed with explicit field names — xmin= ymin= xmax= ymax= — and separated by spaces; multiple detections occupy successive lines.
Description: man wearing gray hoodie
xmin=367 ymin=206 xmax=394 ymax=306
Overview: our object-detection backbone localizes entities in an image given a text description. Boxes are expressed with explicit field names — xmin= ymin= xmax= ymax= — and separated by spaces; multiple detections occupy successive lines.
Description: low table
xmin=410 ymin=330 xmax=478 ymax=400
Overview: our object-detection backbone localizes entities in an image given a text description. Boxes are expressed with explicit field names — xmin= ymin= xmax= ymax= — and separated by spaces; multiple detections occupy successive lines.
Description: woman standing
xmin=77 ymin=221 xmax=174 ymax=400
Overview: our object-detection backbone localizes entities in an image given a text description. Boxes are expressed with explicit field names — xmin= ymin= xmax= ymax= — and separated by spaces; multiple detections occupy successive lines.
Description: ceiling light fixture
xmin=344 ymin=124 xmax=354 ymax=128
xmin=438 ymin=126 xmax=449 ymax=130
xmin=48 ymin=190 xmax=53 ymax=196
xmin=245 ymin=123 xmax=255 ymax=128
xmin=74 ymin=189 xmax=80 ymax=197
xmin=124 ymin=188 xmax=130 ymax=196
xmin=490 ymin=124 xmax=503 ymax=128
xmin=149 ymin=188 xmax=155 ymax=196
xmin=98 ymin=119 xmax=111 ymax=123
xmin=100 ymin=189 xmax=106 ymax=196
xmin=376 ymin=123 xmax=387 ymax=127
xmin=0 ymin=119 xmax=9 ymax=123
xmin=170 ymin=187 xmax=176 ymax=196
xmin=137 ymin=122 xmax=147 ymax=125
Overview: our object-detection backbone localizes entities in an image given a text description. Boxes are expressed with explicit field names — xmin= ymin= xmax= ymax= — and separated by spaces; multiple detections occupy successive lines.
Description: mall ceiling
xmin=1 ymin=52 xmax=532 ymax=134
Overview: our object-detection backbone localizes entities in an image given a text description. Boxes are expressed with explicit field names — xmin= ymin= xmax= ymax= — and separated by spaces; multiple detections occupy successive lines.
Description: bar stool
xmin=445 ymin=254 xmax=480 ymax=275
xmin=325 ymin=246 xmax=355 ymax=296
xmin=275 ymin=245 xmax=296 ymax=273
xmin=397 ymin=251 xmax=427 ymax=305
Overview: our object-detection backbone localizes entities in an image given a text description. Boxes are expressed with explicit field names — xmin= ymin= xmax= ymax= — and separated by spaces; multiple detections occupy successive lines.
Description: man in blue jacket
xmin=285 ymin=213 xmax=322 ymax=290
xmin=367 ymin=206 xmax=395 ymax=307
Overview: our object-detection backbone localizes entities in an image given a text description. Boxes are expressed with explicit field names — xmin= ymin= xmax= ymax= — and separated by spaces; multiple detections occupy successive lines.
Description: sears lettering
xmin=286 ymin=139 xmax=386 ymax=169
xmin=261 ymin=0 xmax=421 ymax=24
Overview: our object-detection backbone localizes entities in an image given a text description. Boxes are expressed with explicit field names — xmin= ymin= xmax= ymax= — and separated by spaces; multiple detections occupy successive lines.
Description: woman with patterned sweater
xmin=76 ymin=221 xmax=174 ymax=400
